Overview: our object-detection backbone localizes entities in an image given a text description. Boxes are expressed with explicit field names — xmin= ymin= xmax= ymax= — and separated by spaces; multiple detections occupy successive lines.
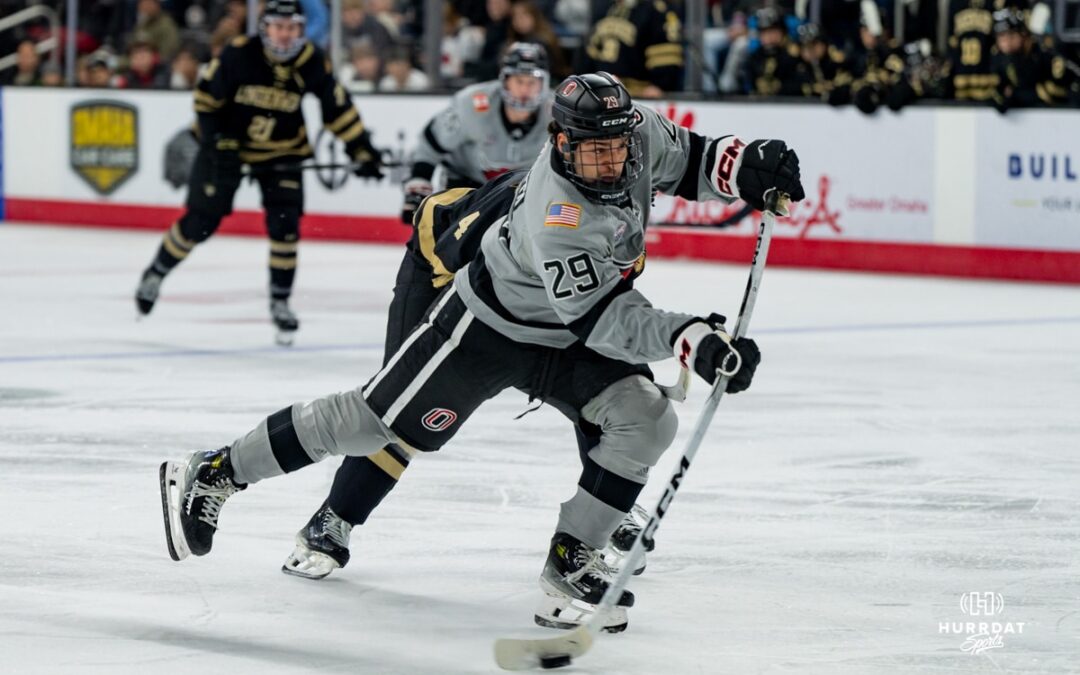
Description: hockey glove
xmin=208 ymin=135 xmax=241 ymax=184
xmin=672 ymin=316 xmax=761 ymax=393
xmin=401 ymin=178 xmax=434 ymax=224
xmin=736 ymin=139 xmax=806 ymax=212
xmin=347 ymin=131 xmax=385 ymax=180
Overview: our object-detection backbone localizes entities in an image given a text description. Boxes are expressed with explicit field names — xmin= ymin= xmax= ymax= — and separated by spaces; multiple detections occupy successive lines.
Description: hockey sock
xmin=150 ymin=221 xmax=197 ymax=275
xmin=327 ymin=446 xmax=411 ymax=525
xmin=268 ymin=239 xmax=298 ymax=301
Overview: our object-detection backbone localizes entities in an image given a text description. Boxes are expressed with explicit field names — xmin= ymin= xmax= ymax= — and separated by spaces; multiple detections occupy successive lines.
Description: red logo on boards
xmin=422 ymin=408 xmax=458 ymax=432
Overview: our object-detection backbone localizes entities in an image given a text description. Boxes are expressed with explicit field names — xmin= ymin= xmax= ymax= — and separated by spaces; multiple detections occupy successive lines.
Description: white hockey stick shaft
xmin=494 ymin=190 xmax=786 ymax=671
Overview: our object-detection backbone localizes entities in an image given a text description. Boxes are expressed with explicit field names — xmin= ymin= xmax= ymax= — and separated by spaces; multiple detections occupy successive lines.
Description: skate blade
xmin=275 ymin=330 xmax=296 ymax=347
xmin=534 ymin=583 xmax=629 ymax=634
xmin=281 ymin=540 xmax=341 ymax=580
xmin=159 ymin=461 xmax=192 ymax=562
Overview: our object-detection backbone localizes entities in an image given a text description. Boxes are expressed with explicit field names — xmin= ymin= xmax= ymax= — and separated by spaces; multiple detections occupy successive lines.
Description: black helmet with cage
xmin=550 ymin=72 xmax=644 ymax=203
xmin=260 ymin=0 xmax=308 ymax=62
xmin=499 ymin=42 xmax=551 ymax=113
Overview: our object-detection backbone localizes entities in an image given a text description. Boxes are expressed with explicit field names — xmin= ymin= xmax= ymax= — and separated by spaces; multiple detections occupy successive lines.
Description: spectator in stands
xmin=2 ymin=39 xmax=42 ymax=86
xmin=368 ymin=0 xmax=405 ymax=38
xmin=85 ymin=49 xmax=122 ymax=88
xmin=343 ymin=0 xmax=395 ymax=58
xmin=991 ymin=8 xmax=1073 ymax=109
xmin=739 ymin=7 xmax=802 ymax=96
xmin=133 ymin=0 xmax=181 ymax=61
xmin=442 ymin=3 xmax=485 ymax=80
xmin=300 ymin=0 xmax=331 ymax=48
xmin=507 ymin=0 xmax=568 ymax=78
xmin=793 ymin=23 xmax=853 ymax=101
xmin=340 ymin=39 xmax=384 ymax=92
xmin=41 ymin=62 xmax=64 ymax=87
xmin=379 ymin=44 xmax=432 ymax=90
xmin=578 ymin=0 xmax=685 ymax=97
xmin=124 ymin=40 xmax=170 ymax=89
xmin=471 ymin=0 xmax=513 ymax=79
xmin=169 ymin=45 xmax=203 ymax=90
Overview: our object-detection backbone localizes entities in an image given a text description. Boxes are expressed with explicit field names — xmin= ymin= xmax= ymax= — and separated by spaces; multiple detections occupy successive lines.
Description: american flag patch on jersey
xmin=544 ymin=203 xmax=581 ymax=228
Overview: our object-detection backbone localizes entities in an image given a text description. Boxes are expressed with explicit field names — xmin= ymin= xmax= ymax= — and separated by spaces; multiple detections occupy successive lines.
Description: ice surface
xmin=1 ymin=223 xmax=1077 ymax=674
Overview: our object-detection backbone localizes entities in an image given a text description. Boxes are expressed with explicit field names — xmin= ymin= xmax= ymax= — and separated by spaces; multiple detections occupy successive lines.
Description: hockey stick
xmin=493 ymin=189 xmax=788 ymax=671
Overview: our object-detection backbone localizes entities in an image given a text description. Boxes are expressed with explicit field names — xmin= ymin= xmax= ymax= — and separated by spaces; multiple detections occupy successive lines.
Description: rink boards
xmin=1 ymin=87 xmax=1078 ymax=282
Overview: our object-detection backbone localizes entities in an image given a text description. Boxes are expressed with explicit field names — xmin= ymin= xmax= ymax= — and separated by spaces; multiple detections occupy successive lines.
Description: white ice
xmin=1 ymin=223 xmax=1078 ymax=675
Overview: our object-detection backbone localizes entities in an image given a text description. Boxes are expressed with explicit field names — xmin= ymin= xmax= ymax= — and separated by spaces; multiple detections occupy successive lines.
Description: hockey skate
xmin=270 ymin=299 xmax=299 ymax=346
xmin=605 ymin=503 xmax=654 ymax=576
xmin=159 ymin=447 xmax=246 ymax=561
xmin=135 ymin=268 xmax=164 ymax=317
xmin=535 ymin=532 xmax=635 ymax=634
xmin=281 ymin=500 xmax=353 ymax=580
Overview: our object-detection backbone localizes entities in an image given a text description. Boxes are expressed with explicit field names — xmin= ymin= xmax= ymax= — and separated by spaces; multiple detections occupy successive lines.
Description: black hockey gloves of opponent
xmin=672 ymin=314 xmax=761 ymax=393
xmin=346 ymin=131 xmax=385 ymax=180
xmin=736 ymin=139 xmax=806 ymax=212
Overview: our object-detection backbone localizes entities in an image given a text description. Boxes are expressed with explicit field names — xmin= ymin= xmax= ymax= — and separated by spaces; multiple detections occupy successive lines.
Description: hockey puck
xmin=539 ymin=654 xmax=572 ymax=669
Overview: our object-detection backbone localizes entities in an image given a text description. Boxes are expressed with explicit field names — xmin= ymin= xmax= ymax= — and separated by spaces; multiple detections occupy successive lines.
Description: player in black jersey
xmin=134 ymin=0 xmax=383 ymax=345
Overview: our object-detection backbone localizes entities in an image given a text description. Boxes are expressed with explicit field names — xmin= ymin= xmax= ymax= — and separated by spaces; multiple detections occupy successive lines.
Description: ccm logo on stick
xmin=422 ymin=408 xmax=458 ymax=432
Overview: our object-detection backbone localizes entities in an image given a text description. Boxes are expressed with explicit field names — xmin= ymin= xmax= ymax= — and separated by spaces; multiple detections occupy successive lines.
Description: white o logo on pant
xmin=422 ymin=408 xmax=458 ymax=432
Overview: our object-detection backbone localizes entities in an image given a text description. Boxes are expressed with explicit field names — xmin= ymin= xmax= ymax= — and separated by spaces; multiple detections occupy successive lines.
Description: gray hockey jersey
xmin=412 ymin=80 xmax=553 ymax=184
xmin=455 ymin=105 xmax=749 ymax=364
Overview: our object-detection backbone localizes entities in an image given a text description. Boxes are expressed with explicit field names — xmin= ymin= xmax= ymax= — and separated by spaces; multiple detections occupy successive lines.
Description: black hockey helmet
xmin=550 ymin=72 xmax=644 ymax=203
xmin=499 ymin=42 xmax=551 ymax=112
xmin=993 ymin=8 xmax=1026 ymax=35
xmin=261 ymin=0 xmax=307 ymax=62
xmin=755 ymin=7 xmax=784 ymax=32
xmin=797 ymin=23 xmax=825 ymax=46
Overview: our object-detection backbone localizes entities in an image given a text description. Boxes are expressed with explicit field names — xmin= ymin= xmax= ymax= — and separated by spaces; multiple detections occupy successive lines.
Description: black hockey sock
xmin=577 ymin=452 xmax=643 ymax=514
xmin=269 ymin=239 xmax=298 ymax=301
xmin=151 ymin=221 xmax=197 ymax=275
xmin=327 ymin=446 xmax=411 ymax=526
xmin=575 ymin=422 xmax=602 ymax=467
xmin=266 ymin=406 xmax=314 ymax=473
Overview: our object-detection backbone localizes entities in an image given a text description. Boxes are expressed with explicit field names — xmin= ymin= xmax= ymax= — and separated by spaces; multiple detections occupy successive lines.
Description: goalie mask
xmin=499 ymin=42 xmax=550 ymax=113
xmin=550 ymin=72 xmax=644 ymax=204
xmin=260 ymin=0 xmax=308 ymax=62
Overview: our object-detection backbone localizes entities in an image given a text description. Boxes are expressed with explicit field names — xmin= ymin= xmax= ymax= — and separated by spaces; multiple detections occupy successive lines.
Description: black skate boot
xmin=607 ymin=503 xmax=654 ymax=576
xmin=135 ymin=268 xmax=164 ymax=316
xmin=159 ymin=447 xmax=246 ymax=561
xmin=270 ymin=299 xmax=299 ymax=346
xmin=535 ymin=532 xmax=635 ymax=634
xmin=281 ymin=500 xmax=353 ymax=580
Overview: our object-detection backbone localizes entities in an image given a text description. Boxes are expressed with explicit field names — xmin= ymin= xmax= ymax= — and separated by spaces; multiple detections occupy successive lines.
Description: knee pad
xmin=266 ymin=206 xmax=301 ymax=243
xmin=583 ymin=375 xmax=678 ymax=470
xmin=178 ymin=210 xmax=222 ymax=243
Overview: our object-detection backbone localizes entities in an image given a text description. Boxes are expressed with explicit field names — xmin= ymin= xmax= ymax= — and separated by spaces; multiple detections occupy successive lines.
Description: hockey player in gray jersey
xmin=159 ymin=72 xmax=805 ymax=632
xmin=400 ymin=42 xmax=552 ymax=223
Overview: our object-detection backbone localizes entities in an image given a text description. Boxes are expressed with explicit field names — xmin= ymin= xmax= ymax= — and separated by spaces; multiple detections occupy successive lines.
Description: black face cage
xmin=561 ymin=130 xmax=645 ymax=203
xmin=260 ymin=15 xmax=308 ymax=62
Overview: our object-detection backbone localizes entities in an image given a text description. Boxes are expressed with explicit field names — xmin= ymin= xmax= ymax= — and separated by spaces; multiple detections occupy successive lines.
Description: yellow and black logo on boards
xmin=70 ymin=101 xmax=139 ymax=195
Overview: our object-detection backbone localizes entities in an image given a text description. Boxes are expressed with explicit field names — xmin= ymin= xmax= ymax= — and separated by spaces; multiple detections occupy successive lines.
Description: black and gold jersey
xmin=194 ymin=36 xmax=367 ymax=164
xmin=409 ymin=170 xmax=525 ymax=289
xmin=948 ymin=0 xmax=999 ymax=100
xmin=581 ymin=0 xmax=685 ymax=95
xmin=742 ymin=41 xmax=805 ymax=96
